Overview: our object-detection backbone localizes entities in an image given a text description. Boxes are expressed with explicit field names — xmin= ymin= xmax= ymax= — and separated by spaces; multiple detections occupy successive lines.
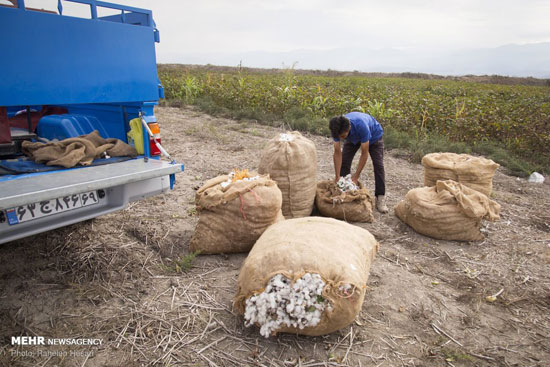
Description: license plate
xmin=5 ymin=191 xmax=99 ymax=225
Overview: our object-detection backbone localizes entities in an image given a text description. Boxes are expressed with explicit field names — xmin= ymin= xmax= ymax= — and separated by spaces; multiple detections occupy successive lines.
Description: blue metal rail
xmin=13 ymin=0 xmax=154 ymax=27
xmin=0 ymin=0 xmax=162 ymax=107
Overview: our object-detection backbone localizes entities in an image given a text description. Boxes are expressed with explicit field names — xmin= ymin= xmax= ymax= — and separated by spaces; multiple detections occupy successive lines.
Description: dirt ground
xmin=1 ymin=106 xmax=549 ymax=367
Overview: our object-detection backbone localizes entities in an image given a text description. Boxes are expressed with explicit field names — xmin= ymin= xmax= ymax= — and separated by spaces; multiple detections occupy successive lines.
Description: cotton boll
xmin=243 ymin=175 xmax=260 ymax=182
xmin=219 ymin=170 xmax=261 ymax=189
xmin=220 ymin=171 xmax=236 ymax=188
xmin=279 ymin=133 xmax=295 ymax=142
xmin=244 ymin=273 xmax=332 ymax=337
xmin=337 ymin=174 xmax=359 ymax=192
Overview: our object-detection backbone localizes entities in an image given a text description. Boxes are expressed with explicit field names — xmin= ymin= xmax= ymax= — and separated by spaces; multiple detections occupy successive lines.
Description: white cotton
xmin=242 ymin=175 xmax=260 ymax=182
xmin=337 ymin=174 xmax=359 ymax=192
xmin=244 ymin=273 xmax=332 ymax=338
xmin=220 ymin=171 xmax=260 ymax=189
xmin=279 ymin=133 xmax=295 ymax=142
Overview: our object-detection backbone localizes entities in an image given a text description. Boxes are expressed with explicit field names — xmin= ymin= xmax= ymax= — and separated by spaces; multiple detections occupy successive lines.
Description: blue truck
xmin=0 ymin=1 xmax=183 ymax=244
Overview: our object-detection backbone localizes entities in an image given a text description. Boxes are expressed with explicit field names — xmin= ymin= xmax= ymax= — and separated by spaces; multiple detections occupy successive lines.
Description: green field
xmin=158 ymin=65 xmax=550 ymax=176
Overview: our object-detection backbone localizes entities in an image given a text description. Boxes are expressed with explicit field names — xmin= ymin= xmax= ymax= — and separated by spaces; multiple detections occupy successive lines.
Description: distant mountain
xmin=163 ymin=42 xmax=550 ymax=78
xmin=442 ymin=43 xmax=550 ymax=78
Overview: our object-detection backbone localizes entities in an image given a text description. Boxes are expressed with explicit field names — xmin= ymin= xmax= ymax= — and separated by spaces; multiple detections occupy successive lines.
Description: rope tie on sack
xmin=331 ymin=197 xmax=343 ymax=207
xmin=331 ymin=197 xmax=347 ymax=222
xmin=239 ymin=187 xmax=262 ymax=220
xmin=239 ymin=193 xmax=247 ymax=220
xmin=341 ymin=287 xmax=356 ymax=300
xmin=248 ymin=188 xmax=261 ymax=202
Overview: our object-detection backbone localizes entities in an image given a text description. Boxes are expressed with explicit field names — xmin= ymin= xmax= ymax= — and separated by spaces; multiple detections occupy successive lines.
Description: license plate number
xmin=6 ymin=191 xmax=99 ymax=225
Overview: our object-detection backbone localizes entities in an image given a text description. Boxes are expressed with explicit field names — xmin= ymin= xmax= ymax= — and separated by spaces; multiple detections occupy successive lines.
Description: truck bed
xmin=0 ymin=158 xmax=183 ymax=244
xmin=0 ymin=1 xmax=181 ymax=245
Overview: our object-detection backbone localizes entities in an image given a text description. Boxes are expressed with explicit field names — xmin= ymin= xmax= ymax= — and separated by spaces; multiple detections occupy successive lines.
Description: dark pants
xmin=340 ymin=138 xmax=386 ymax=196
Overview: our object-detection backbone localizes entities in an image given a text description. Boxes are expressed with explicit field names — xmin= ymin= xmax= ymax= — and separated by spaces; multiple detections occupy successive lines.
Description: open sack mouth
xmin=244 ymin=273 xmax=338 ymax=338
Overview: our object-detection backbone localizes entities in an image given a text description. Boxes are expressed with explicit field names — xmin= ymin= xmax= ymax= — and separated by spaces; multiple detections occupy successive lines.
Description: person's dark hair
xmin=329 ymin=115 xmax=350 ymax=139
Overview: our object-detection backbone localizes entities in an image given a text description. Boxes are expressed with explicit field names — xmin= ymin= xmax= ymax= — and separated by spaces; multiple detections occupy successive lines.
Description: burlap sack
xmin=234 ymin=217 xmax=379 ymax=336
xmin=315 ymin=180 xmax=375 ymax=223
xmin=258 ymin=131 xmax=317 ymax=218
xmin=22 ymin=130 xmax=137 ymax=168
xmin=189 ymin=173 xmax=284 ymax=254
xmin=394 ymin=180 xmax=501 ymax=241
xmin=422 ymin=152 xmax=499 ymax=196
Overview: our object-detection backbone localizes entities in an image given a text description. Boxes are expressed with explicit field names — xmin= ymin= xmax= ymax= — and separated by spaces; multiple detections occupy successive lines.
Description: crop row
xmin=158 ymin=65 xmax=550 ymax=166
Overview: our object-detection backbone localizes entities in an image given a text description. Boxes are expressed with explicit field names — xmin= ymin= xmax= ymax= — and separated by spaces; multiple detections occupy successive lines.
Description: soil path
xmin=1 ymin=107 xmax=549 ymax=367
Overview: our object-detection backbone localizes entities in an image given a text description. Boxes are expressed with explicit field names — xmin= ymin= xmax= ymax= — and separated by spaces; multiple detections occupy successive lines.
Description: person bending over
xmin=329 ymin=112 xmax=388 ymax=213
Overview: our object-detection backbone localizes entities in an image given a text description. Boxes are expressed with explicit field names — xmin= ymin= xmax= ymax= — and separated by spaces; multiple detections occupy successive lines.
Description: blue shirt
xmin=333 ymin=112 xmax=384 ymax=145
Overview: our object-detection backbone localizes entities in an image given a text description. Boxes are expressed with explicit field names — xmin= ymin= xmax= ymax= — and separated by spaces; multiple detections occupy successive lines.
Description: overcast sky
xmin=20 ymin=0 xmax=550 ymax=75
xmin=104 ymin=1 xmax=550 ymax=55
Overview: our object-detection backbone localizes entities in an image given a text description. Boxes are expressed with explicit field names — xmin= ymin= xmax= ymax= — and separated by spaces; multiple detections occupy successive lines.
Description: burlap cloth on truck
xmin=394 ymin=180 xmax=501 ymax=241
xmin=234 ymin=217 xmax=379 ymax=336
xmin=315 ymin=180 xmax=375 ymax=223
xmin=21 ymin=130 xmax=137 ymax=168
xmin=422 ymin=152 xmax=499 ymax=196
xmin=258 ymin=131 xmax=317 ymax=218
xmin=189 ymin=173 xmax=284 ymax=254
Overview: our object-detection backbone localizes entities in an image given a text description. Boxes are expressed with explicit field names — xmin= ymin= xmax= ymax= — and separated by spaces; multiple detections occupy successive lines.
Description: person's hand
xmin=334 ymin=176 xmax=340 ymax=183
xmin=351 ymin=175 xmax=359 ymax=184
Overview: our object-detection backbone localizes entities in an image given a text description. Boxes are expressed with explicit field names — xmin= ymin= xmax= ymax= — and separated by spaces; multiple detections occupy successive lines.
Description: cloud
xmin=80 ymin=1 xmax=550 ymax=75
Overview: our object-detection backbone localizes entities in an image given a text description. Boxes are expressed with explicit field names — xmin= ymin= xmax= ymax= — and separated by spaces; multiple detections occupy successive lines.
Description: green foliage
xmin=471 ymin=140 xmax=539 ymax=176
xmin=366 ymin=99 xmax=395 ymax=121
xmin=160 ymin=251 xmax=201 ymax=273
xmin=158 ymin=65 xmax=550 ymax=174
xmin=182 ymin=76 xmax=201 ymax=103
xmin=383 ymin=126 xmax=538 ymax=176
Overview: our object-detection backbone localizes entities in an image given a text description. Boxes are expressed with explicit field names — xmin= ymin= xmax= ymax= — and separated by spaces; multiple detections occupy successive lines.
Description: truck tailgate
xmin=0 ymin=158 xmax=183 ymax=210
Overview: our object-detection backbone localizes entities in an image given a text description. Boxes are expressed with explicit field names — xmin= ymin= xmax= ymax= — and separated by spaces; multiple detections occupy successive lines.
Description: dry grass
xmin=1 ymin=106 xmax=549 ymax=367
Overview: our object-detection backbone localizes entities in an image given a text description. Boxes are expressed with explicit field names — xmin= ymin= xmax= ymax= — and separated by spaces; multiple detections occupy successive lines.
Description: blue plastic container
xmin=37 ymin=114 xmax=110 ymax=141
